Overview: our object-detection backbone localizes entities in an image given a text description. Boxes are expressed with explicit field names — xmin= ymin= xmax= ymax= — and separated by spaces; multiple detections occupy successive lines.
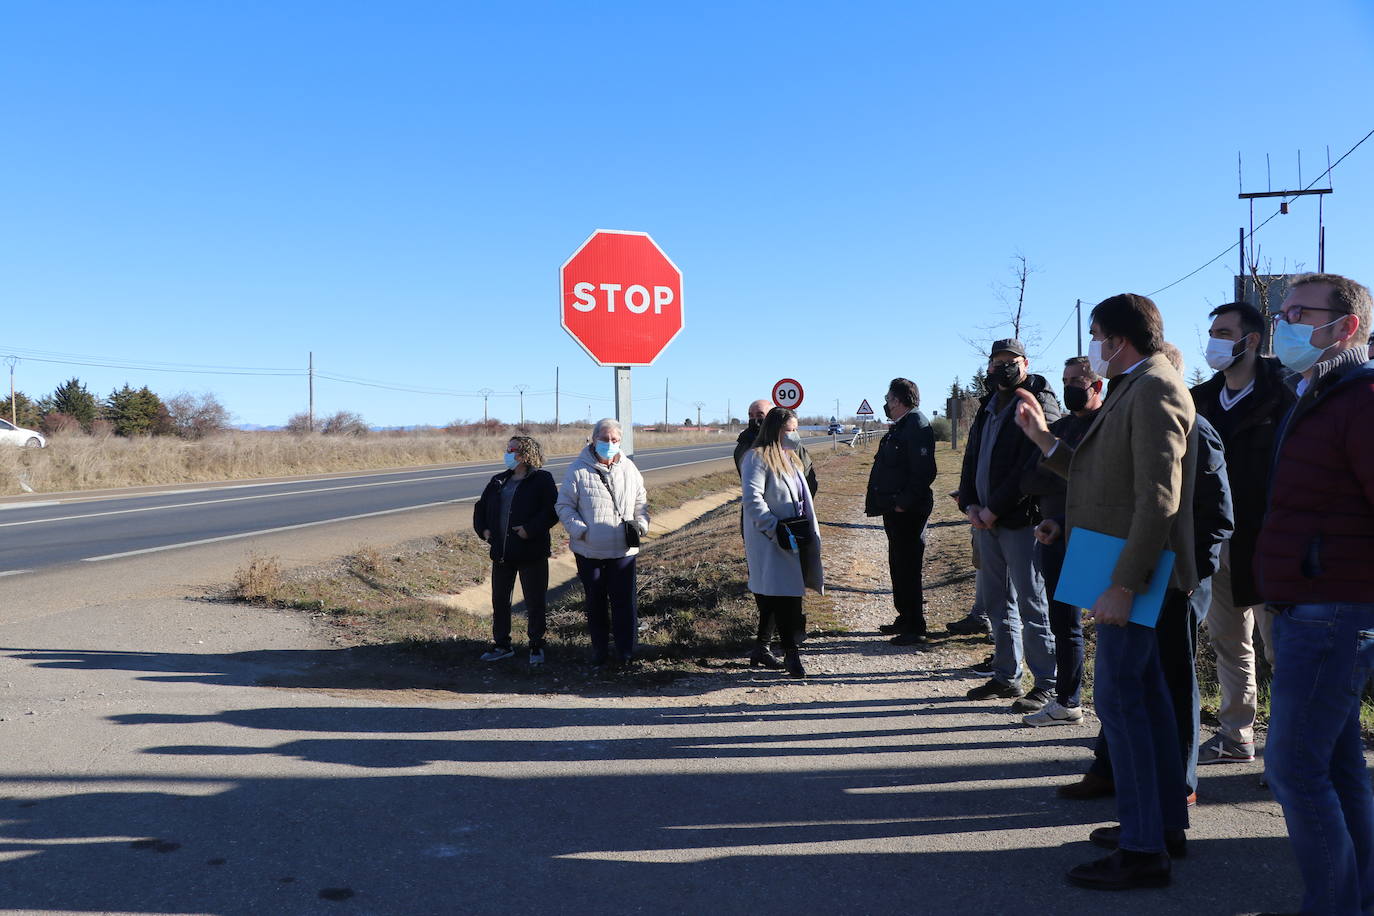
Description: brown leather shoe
xmin=1057 ymin=772 xmax=1115 ymax=800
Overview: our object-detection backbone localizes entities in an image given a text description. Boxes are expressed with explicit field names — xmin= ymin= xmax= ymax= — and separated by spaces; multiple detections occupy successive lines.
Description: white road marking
xmin=0 ymin=569 xmax=31 ymax=577
xmin=80 ymin=497 xmax=478 ymax=562
xmin=0 ymin=471 xmax=491 ymax=529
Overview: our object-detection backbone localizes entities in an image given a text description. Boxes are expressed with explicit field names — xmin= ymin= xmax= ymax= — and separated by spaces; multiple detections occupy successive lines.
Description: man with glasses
xmin=957 ymin=339 xmax=1062 ymax=707
xmin=1189 ymin=302 xmax=1296 ymax=768
xmin=1255 ymin=273 xmax=1374 ymax=916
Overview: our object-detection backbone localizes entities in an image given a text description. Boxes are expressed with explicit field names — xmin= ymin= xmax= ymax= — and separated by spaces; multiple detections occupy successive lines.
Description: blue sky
xmin=2 ymin=1 xmax=1372 ymax=428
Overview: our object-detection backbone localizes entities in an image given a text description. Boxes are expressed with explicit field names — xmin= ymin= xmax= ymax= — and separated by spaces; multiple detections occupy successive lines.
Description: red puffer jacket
xmin=1255 ymin=360 xmax=1374 ymax=603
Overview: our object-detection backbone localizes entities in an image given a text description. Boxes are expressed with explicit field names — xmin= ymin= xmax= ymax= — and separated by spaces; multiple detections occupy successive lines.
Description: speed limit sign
xmin=771 ymin=378 xmax=804 ymax=410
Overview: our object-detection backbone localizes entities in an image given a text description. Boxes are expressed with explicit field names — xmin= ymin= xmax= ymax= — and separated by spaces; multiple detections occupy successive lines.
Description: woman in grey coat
xmin=740 ymin=407 xmax=824 ymax=677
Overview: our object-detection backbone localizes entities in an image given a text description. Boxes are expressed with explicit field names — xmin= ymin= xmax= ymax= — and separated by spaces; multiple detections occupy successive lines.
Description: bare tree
xmin=166 ymin=391 xmax=231 ymax=439
xmin=959 ymin=253 xmax=1043 ymax=358
xmin=321 ymin=411 xmax=369 ymax=437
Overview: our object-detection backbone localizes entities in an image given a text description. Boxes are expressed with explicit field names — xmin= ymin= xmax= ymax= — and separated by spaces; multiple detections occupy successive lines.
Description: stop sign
xmin=560 ymin=229 xmax=684 ymax=366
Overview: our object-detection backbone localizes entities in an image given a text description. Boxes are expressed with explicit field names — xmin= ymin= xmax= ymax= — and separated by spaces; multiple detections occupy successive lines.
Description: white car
xmin=0 ymin=419 xmax=45 ymax=448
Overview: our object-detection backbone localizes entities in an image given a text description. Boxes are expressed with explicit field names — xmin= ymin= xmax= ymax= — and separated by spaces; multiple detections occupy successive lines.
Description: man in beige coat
xmin=1015 ymin=293 xmax=1197 ymax=891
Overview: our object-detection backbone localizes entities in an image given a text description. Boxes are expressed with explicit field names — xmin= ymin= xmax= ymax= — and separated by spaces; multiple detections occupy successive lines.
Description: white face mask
xmin=1204 ymin=336 xmax=1247 ymax=371
xmin=1087 ymin=337 xmax=1120 ymax=377
xmin=1273 ymin=316 xmax=1346 ymax=374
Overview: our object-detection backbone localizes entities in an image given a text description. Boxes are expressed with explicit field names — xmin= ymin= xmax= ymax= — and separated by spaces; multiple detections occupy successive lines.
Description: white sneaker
xmin=529 ymin=648 xmax=545 ymax=667
xmin=1023 ymin=699 xmax=1084 ymax=727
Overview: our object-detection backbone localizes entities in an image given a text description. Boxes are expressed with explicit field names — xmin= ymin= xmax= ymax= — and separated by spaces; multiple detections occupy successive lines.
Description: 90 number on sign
xmin=771 ymin=378 xmax=804 ymax=410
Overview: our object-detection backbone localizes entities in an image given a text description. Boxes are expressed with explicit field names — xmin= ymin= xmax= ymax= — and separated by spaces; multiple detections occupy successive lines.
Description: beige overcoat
xmin=1043 ymin=353 xmax=1199 ymax=594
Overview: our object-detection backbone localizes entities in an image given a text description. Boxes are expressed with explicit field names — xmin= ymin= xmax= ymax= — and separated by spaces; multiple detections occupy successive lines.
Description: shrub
xmin=284 ymin=412 xmax=315 ymax=435
xmin=931 ymin=415 xmax=952 ymax=442
xmin=40 ymin=412 xmax=82 ymax=436
xmin=166 ymin=392 xmax=231 ymax=439
xmin=321 ymin=411 xmax=368 ymax=437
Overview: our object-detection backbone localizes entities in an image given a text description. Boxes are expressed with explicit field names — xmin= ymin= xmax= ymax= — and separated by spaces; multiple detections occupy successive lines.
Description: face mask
xmin=1273 ymin=316 xmax=1345 ymax=373
xmin=1204 ymin=336 xmax=1247 ymax=371
xmin=594 ymin=439 xmax=620 ymax=461
xmin=1088 ymin=338 xmax=1119 ymax=377
xmin=503 ymin=452 xmax=518 ymax=470
xmin=782 ymin=431 xmax=800 ymax=449
xmin=1063 ymin=385 xmax=1090 ymax=412
xmin=748 ymin=418 xmax=762 ymax=431
xmin=988 ymin=363 xmax=1021 ymax=390
xmin=882 ymin=401 xmax=893 ymax=419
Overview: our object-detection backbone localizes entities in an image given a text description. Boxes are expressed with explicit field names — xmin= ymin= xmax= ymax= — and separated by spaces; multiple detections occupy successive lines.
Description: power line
xmin=1146 ymin=127 xmax=1374 ymax=298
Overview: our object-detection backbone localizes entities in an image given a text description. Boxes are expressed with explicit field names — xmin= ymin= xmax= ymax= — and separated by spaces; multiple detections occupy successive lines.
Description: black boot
xmin=784 ymin=650 xmax=806 ymax=678
xmin=748 ymin=643 xmax=783 ymax=668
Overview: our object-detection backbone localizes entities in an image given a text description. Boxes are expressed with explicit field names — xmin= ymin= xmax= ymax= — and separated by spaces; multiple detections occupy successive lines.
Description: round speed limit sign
xmin=771 ymin=378 xmax=804 ymax=410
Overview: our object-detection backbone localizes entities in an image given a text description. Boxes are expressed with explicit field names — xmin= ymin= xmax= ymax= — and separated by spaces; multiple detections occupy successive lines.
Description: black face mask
xmin=748 ymin=418 xmax=762 ymax=431
xmin=882 ymin=401 xmax=893 ymax=419
xmin=989 ymin=364 xmax=1021 ymax=390
xmin=1063 ymin=385 xmax=1090 ymax=412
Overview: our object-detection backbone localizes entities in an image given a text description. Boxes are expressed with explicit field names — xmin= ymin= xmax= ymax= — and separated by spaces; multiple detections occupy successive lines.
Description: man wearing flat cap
xmin=957 ymin=338 xmax=1063 ymax=709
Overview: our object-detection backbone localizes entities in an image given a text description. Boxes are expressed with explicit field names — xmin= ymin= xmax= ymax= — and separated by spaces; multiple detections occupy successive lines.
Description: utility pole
xmin=555 ymin=367 xmax=560 ymax=429
xmin=694 ymin=400 xmax=705 ymax=428
xmin=4 ymin=356 xmax=17 ymax=424
xmin=726 ymin=398 xmax=731 ymax=431
xmin=479 ymin=388 xmax=494 ymax=425
xmin=664 ymin=378 xmax=669 ymax=430
xmin=514 ymin=384 xmax=528 ymax=425
xmin=1075 ymin=300 xmax=1082 ymax=356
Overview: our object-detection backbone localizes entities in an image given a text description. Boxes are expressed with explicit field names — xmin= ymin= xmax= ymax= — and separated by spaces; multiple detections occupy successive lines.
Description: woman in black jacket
xmin=472 ymin=436 xmax=559 ymax=665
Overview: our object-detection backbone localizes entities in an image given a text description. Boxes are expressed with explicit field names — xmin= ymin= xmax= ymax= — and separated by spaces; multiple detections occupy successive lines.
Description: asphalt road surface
xmin=0 ymin=436 xmax=829 ymax=576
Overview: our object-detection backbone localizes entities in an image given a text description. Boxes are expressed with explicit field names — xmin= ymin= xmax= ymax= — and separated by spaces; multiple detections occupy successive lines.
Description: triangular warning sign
xmin=856 ymin=399 xmax=874 ymax=415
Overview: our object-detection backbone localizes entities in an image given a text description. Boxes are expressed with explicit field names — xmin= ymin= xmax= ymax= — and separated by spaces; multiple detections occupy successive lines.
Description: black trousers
xmin=754 ymin=594 xmax=804 ymax=652
xmin=490 ymin=558 xmax=549 ymax=650
xmin=575 ymin=554 xmax=638 ymax=661
xmin=883 ymin=510 xmax=929 ymax=635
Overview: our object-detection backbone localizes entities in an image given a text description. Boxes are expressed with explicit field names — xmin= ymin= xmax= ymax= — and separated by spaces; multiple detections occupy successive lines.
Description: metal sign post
xmin=614 ymin=366 xmax=634 ymax=458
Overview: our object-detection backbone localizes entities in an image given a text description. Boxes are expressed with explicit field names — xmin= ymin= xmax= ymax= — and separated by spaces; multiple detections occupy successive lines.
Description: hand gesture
xmin=514 ymin=525 xmax=529 ymax=540
xmin=1013 ymin=389 xmax=1055 ymax=453
xmin=1034 ymin=518 xmax=1062 ymax=545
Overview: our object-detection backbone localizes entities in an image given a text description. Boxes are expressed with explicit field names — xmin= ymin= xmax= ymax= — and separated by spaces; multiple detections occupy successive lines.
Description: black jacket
xmin=958 ymin=375 xmax=1063 ymax=529
xmin=1021 ymin=408 xmax=1098 ymax=521
xmin=1190 ymin=357 xmax=1296 ymax=605
xmin=472 ymin=468 xmax=559 ymax=565
xmin=865 ymin=409 xmax=937 ymax=516
xmin=1192 ymin=415 xmax=1235 ymax=582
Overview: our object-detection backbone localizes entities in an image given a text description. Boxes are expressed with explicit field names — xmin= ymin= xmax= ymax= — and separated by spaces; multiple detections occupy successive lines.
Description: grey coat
xmin=740 ymin=449 xmax=824 ymax=596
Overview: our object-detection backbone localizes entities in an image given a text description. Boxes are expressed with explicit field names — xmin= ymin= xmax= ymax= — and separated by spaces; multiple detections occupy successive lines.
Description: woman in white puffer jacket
xmin=556 ymin=418 xmax=649 ymax=668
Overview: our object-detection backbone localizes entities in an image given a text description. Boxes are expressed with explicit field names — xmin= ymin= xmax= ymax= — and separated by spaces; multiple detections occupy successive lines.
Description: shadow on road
xmin=0 ymin=700 xmax=1297 ymax=916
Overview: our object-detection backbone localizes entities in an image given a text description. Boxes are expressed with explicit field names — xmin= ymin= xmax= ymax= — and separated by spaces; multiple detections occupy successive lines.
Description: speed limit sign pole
xmin=771 ymin=378 xmax=804 ymax=411
xmin=560 ymin=229 xmax=684 ymax=458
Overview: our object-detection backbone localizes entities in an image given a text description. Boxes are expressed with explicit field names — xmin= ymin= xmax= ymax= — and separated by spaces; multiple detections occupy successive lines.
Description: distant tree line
xmin=0 ymin=378 xmax=230 ymax=439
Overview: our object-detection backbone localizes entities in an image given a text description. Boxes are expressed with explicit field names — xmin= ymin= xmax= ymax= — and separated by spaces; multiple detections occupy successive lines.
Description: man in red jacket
xmin=1257 ymin=272 xmax=1374 ymax=916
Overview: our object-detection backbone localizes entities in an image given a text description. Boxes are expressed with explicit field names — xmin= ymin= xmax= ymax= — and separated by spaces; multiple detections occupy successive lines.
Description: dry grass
xmin=0 ymin=428 xmax=732 ymax=496
xmin=224 ymin=454 xmax=849 ymax=679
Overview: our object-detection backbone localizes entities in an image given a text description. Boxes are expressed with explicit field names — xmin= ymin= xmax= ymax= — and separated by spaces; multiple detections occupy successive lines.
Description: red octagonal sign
xmin=560 ymin=229 xmax=684 ymax=367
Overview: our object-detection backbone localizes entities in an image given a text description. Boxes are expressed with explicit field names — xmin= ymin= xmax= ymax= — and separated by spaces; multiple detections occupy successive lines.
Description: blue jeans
xmin=974 ymin=526 xmax=1055 ymax=691
xmin=1095 ymin=621 xmax=1189 ymax=853
xmin=1267 ymin=602 xmax=1374 ymax=916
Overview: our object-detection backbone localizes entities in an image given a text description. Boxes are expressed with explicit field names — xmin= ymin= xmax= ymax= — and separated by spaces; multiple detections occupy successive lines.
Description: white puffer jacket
xmin=556 ymin=447 xmax=650 ymax=559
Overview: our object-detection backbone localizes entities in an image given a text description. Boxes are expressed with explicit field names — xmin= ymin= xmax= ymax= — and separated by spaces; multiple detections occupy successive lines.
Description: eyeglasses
xmin=988 ymin=360 xmax=1020 ymax=370
xmin=1270 ymin=304 xmax=1347 ymax=325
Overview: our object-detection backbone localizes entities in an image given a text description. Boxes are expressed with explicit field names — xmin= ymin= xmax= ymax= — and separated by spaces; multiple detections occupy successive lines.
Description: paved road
xmin=0 ymin=437 xmax=826 ymax=576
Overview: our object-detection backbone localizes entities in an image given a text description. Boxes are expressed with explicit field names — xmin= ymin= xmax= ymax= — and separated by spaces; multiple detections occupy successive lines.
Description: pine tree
xmin=50 ymin=378 xmax=100 ymax=429
xmin=105 ymin=385 xmax=172 ymax=436
xmin=0 ymin=392 xmax=40 ymax=429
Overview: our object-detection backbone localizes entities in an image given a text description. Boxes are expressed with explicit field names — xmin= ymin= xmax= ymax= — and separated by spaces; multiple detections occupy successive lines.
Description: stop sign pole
xmin=560 ymin=229 xmax=684 ymax=458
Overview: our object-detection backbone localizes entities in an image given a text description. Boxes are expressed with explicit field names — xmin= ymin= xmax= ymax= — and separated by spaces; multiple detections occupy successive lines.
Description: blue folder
xmin=1053 ymin=527 xmax=1175 ymax=628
